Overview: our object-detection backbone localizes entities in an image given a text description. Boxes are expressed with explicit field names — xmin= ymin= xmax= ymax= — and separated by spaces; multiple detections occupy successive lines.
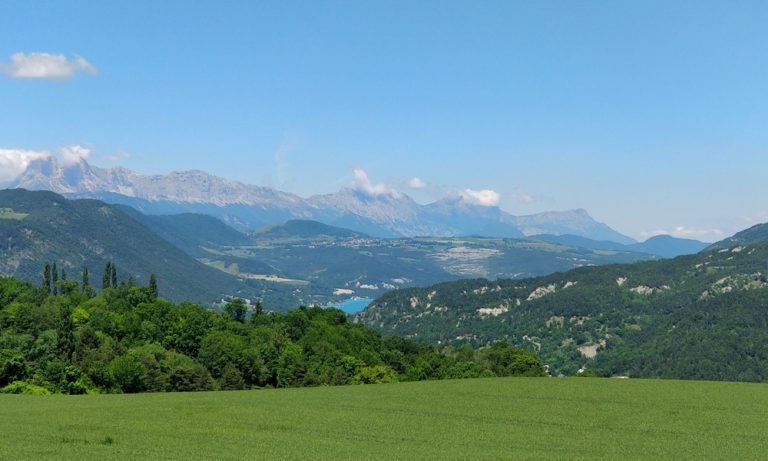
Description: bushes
xmin=0 ymin=350 xmax=29 ymax=386
xmin=0 ymin=381 xmax=51 ymax=395
xmin=478 ymin=343 xmax=547 ymax=378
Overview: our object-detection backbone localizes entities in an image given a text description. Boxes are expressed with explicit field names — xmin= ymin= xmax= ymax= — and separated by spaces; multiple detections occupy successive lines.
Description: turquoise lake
xmin=329 ymin=298 xmax=374 ymax=314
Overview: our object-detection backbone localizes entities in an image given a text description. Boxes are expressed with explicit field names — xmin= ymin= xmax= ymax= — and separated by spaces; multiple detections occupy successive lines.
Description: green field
xmin=2 ymin=377 xmax=767 ymax=460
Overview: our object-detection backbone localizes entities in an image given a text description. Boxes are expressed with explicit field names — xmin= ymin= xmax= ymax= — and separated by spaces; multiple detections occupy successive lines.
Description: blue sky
xmin=1 ymin=1 xmax=767 ymax=241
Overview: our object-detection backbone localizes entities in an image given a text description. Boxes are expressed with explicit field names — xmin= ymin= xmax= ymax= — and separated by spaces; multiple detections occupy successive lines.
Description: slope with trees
xmin=357 ymin=237 xmax=768 ymax=381
xmin=0 ymin=189 xmax=261 ymax=304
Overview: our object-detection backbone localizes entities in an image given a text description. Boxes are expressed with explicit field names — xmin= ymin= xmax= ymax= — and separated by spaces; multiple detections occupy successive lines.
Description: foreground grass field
xmin=1 ymin=377 xmax=767 ymax=460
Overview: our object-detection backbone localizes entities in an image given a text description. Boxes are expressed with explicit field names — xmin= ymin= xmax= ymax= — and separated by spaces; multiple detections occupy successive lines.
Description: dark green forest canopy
xmin=0 ymin=276 xmax=544 ymax=395
xmin=358 ymin=240 xmax=768 ymax=381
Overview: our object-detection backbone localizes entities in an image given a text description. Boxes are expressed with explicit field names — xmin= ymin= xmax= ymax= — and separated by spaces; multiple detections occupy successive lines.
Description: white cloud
xmin=353 ymin=168 xmax=393 ymax=196
xmin=59 ymin=145 xmax=91 ymax=165
xmin=459 ymin=188 xmax=501 ymax=207
xmin=405 ymin=177 xmax=427 ymax=189
xmin=2 ymin=52 xmax=97 ymax=80
xmin=0 ymin=148 xmax=52 ymax=182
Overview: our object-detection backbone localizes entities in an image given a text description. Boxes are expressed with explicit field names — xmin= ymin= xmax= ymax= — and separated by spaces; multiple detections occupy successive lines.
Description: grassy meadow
xmin=1 ymin=377 xmax=767 ymax=460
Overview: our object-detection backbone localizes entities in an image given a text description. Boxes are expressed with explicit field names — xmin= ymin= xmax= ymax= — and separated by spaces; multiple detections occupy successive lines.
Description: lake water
xmin=329 ymin=297 xmax=374 ymax=314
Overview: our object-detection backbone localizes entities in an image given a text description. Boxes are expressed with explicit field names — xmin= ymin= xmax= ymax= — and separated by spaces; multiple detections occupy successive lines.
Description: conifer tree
xmin=111 ymin=263 xmax=118 ymax=287
xmin=149 ymin=273 xmax=158 ymax=301
xmin=43 ymin=263 xmax=51 ymax=293
xmin=82 ymin=266 xmax=90 ymax=293
xmin=103 ymin=262 xmax=112 ymax=289
xmin=57 ymin=304 xmax=74 ymax=360
xmin=52 ymin=262 xmax=59 ymax=295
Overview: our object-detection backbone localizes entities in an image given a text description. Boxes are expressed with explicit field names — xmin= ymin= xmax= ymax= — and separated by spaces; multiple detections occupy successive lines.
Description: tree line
xmin=0 ymin=269 xmax=545 ymax=395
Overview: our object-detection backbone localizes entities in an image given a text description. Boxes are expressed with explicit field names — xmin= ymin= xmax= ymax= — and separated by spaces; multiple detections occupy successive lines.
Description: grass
xmin=0 ymin=208 xmax=28 ymax=220
xmin=1 ymin=377 xmax=767 ymax=460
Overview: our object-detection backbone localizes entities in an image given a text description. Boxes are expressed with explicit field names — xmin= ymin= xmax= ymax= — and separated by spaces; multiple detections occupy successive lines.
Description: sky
xmin=1 ymin=1 xmax=767 ymax=242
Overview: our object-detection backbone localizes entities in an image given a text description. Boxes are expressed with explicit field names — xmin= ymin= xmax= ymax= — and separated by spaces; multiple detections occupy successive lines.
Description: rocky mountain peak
xmin=6 ymin=156 xmax=636 ymax=243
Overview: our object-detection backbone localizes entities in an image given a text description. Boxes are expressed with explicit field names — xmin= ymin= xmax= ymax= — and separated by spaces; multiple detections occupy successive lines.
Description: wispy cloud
xmin=98 ymin=149 xmax=131 ymax=163
xmin=59 ymin=145 xmax=91 ymax=165
xmin=1 ymin=52 xmax=97 ymax=80
xmin=459 ymin=188 xmax=500 ymax=207
xmin=353 ymin=168 xmax=394 ymax=196
xmin=510 ymin=188 xmax=535 ymax=204
xmin=0 ymin=148 xmax=52 ymax=182
xmin=273 ymin=134 xmax=298 ymax=187
xmin=405 ymin=177 xmax=427 ymax=189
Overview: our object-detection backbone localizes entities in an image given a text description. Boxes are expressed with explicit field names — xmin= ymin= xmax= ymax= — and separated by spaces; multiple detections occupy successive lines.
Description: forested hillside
xmin=0 ymin=189 xmax=262 ymax=303
xmin=116 ymin=206 xmax=251 ymax=258
xmin=357 ymin=238 xmax=768 ymax=381
xmin=708 ymin=222 xmax=768 ymax=250
xmin=0 ymin=276 xmax=544 ymax=394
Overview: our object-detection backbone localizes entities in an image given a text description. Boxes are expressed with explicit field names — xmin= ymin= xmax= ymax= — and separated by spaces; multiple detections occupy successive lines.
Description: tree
xmin=43 ymin=263 xmax=51 ymax=293
xmin=52 ymin=263 xmax=59 ymax=295
xmin=111 ymin=263 xmax=117 ymax=288
xmin=103 ymin=262 xmax=111 ymax=290
xmin=109 ymin=355 xmax=147 ymax=393
xmin=57 ymin=305 xmax=75 ymax=360
xmin=353 ymin=364 xmax=399 ymax=384
xmin=225 ymin=298 xmax=247 ymax=323
xmin=220 ymin=362 xmax=245 ymax=390
xmin=81 ymin=266 xmax=90 ymax=294
xmin=478 ymin=342 xmax=546 ymax=377
xmin=0 ymin=351 xmax=29 ymax=387
xmin=148 ymin=273 xmax=158 ymax=301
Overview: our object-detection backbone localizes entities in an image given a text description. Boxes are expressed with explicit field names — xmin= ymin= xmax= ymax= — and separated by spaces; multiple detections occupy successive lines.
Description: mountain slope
xmin=252 ymin=219 xmax=367 ymax=240
xmin=627 ymin=234 xmax=708 ymax=258
xmin=709 ymin=223 xmax=768 ymax=250
xmin=356 ymin=236 xmax=768 ymax=381
xmin=0 ymin=189 xmax=256 ymax=303
xmin=116 ymin=206 xmax=250 ymax=257
xmin=513 ymin=209 xmax=635 ymax=245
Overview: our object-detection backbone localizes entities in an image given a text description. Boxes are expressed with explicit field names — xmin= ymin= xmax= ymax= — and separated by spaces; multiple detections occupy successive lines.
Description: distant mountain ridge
xmin=535 ymin=233 xmax=708 ymax=258
xmin=7 ymin=155 xmax=634 ymax=243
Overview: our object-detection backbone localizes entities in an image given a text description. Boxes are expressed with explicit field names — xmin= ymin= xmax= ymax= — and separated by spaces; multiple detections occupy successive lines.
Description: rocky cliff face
xmin=7 ymin=156 xmax=634 ymax=242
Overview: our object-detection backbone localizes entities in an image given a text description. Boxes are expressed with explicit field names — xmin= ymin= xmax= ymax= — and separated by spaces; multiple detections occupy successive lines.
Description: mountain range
xmin=6 ymin=155 xmax=636 ymax=243
xmin=1 ymin=189 xmax=680 ymax=309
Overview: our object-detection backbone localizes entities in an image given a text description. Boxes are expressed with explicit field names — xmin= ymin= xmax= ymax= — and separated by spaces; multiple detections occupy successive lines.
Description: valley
xmin=129 ymin=213 xmax=664 ymax=308
xmin=3 ymin=3 xmax=767 ymax=460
